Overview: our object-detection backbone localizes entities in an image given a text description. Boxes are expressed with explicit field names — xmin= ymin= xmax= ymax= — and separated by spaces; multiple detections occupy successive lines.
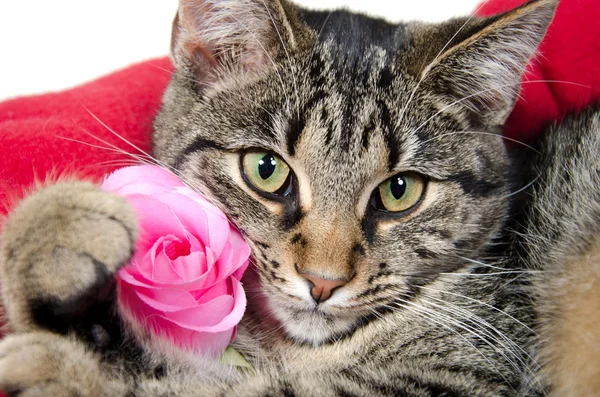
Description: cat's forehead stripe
xmin=176 ymin=137 xmax=227 ymax=168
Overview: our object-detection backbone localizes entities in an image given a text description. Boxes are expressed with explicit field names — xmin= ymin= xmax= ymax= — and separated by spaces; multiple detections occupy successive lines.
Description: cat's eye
xmin=373 ymin=173 xmax=425 ymax=213
xmin=242 ymin=151 xmax=291 ymax=195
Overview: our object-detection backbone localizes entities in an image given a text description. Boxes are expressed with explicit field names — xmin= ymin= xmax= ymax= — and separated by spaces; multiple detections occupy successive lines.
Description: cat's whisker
xmin=346 ymin=254 xmax=540 ymax=311
xmin=458 ymin=256 xmax=508 ymax=271
xmin=79 ymin=108 xmax=169 ymax=168
xmin=76 ymin=108 xmax=223 ymax=200
xmin=459 ymin=255 xmax=537 ymax=274
xmin=89 ymin=159 xmax=151 ymax=167
xmin=455 ymin=257 xmax=543 ymax=274
xmin=415 ymin=79 xmax=588 ymax=152
xmin=418 ymin=301 xmax=541 ymax=388
xmin=390 ymin=297 xmax=527 ymax=388
xmin=440 ymin=270 xmax=542 ymax=277
xmin=57 ymin=136 xmax=153 ymax=166
xmin=381 ymin=299 xmax=513 ymax=387
xmin=250 ymin=314 xmax=290 ymax=344
xmin=81 ymin=162 xmax=151 ymax=173
xmin=420 ymin=285 xmax=535 ymax=334
xmin=366 ymin=307 xmax=385 ymax=321
xmin=317 ymin=10 xmax=334 ymax=40
xmin=426 ymin=129 xmax=540 ymax=154
xmin=412 ymin=290 xmax=540 ymax=371
xmin=244 ymin=318 xmax=286 ymax=343
xmin=503 ymin=170 xmax=544 ymax=200
xmin=66 ymin=112 xmax=247 ymax=238
xmin=420 ymin=301 xmax=531 ymax=362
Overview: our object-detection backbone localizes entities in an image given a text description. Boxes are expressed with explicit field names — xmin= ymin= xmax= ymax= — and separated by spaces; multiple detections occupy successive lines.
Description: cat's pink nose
xmin=300 ymin=273 xmax=347 ymax=304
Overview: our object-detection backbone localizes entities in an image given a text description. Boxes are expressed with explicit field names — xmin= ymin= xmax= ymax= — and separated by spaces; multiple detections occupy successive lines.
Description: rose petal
xmin=118 ymin=287 xmax=204 ymax=351
xmin=119 ymin=255 xmax=216 ymax=292
xmin=171 ymin=251 xmax=206 ymax=280
xmin=146 ymin=314 xmax=196 ymax=345
xmin=176 ymin=187 xmax=228 ymax=222
xmin=105 ymin=182 xmax=171 ymax=198
xmin=215 ymin=231 xmax=250 ymax=281
xmin=186 ymin=231 xmax=207 ymax=256
xmin=134 ymin=234 xmax=188 ymax=283
xmin=133 ymin=287 xmax=199 ymax=312
xmin=156 ymin=247 xmax=218 ymax=291
xmin=193 ymin=278 xmax=233 ymax=304
xmin=227 ymin=228 xmax=251 ymax=273
xmin=174 ymin=188 xmax=231 ymax=257
xmin=126 ymin=195 xmax=187 ymax=254
xmin=119 ymin=262 xmax=157 ymax=288
xmin=102 ymin=165 xmax=183 ymax=194
xmin=146 ymin=314 xmax=234 ymax=357
xmin=164 ymin=294 xmax=233 ymax=329
xmin=152 ymin=240 xmax=186 ymax=283
xmin=119 ymin=282 xmax=231 ymax=355
xmin=215 ymin=241 xmax=234 ymax=280
xmin=118 ymin=278 xmax=152 ymax=321
xmin=152 ymin=191 xmax=230 ymax=258
xmin=134 ymin=249 xmax=152 ymax=281
xmin=233 ymin=258 xmax=250 ymax=282
xmin=189 ymin=329 xmax=234 ymax=357
xmin=162 ymin=278 xmax=246 ymax=333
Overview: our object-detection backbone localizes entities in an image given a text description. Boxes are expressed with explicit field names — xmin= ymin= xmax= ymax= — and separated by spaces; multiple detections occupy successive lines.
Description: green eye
xmin=242 ymin=151 xmax=291 ymax=194
xmin=376 ymin=173 xmax=425 ymax=213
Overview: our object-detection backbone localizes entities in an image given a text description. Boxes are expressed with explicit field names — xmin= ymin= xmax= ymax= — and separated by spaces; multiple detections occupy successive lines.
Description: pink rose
xmin=102 ymin=165 xmax=250 ymax=357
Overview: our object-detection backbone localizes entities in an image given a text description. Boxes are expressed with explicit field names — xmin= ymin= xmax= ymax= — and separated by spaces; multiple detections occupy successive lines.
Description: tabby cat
xmin=1 ymin=0 xmax=599 ymax=395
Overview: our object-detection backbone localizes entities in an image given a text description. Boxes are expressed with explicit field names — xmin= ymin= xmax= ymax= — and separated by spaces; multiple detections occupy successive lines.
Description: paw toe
xmin=1 ymin=182 xmax=138 ymax=331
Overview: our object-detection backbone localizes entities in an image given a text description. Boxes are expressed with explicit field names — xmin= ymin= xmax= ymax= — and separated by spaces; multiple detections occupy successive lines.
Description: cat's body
xmin=0 ymin=0 xmax=599 ymax=396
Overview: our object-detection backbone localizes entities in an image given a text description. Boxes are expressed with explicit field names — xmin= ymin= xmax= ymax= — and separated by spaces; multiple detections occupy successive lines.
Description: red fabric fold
xmin=0 ymin=57 xmax=173 ymax=217
xmin=476 ymin=0 xmax=600 ymax=141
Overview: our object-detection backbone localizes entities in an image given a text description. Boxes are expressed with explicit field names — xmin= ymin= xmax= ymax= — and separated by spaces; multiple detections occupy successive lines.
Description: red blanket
xmin=0 ymin=57 xmax=173 ymax=216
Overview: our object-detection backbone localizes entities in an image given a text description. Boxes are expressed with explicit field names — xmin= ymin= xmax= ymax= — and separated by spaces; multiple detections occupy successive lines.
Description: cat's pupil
xmin=258 ymin=155 xmax=277 ymax=180
xmin=391 ymin=177 xmax=407 ymax=200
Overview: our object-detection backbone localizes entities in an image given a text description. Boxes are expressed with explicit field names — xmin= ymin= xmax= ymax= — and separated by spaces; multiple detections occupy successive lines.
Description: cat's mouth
xmin=264 ymin=296 xmax=364 ymax=345
xmin=241 ymin=267 xmax=387 ymax=345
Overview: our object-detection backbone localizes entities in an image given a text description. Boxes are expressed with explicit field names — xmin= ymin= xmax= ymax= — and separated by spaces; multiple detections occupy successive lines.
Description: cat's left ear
xmin=171 ymin=0 xmax=311 ymax=90
xmin=410 ymin=0 xmax=558 ymax=127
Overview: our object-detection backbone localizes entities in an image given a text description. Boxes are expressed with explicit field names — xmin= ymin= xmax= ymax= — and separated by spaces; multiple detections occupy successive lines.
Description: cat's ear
xmin=410 ymin=0 xmax=557 ymax=127
xmin=171 ymin=0 xmax=309 ymax=89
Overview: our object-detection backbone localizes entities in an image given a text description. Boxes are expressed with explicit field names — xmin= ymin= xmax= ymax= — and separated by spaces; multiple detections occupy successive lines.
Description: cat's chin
xmin=270 ymin=303 xmax=361 ymax=345
xmin=241 ymin=269 xmax=362 ymax=345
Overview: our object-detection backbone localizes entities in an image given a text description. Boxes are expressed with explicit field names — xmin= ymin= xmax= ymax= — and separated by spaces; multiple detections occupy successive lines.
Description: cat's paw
xmin=0 ymin=332 xmax=128 ymax=397
xmin=0 ymin=182 xmax=138 ymax=332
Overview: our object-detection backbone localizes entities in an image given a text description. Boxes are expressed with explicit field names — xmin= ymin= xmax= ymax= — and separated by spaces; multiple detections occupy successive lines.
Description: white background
xmin=0 ymin=0 xmax=481 ymax=101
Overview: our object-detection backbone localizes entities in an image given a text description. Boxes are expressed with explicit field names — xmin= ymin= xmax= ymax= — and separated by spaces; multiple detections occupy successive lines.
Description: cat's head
xmin=154 ymin=0 xmax=556 ymax=345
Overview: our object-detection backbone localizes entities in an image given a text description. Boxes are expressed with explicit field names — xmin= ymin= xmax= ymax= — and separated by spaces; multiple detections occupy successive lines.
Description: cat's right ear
xmin=171 ymin=0 xmax=310 ymax=91
xmin=405 ymin=0 xmax=558 ymax=128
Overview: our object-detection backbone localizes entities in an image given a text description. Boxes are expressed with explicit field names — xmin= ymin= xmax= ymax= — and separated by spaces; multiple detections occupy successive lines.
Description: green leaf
xmin=220 ymin=347 xmax=253 ymax=370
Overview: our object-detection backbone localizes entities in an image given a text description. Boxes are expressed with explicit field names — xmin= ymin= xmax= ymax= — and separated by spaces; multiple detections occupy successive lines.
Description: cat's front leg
xmin=0 ymin=181 xmax=137 ymax=335
xmin=0 ymin=331 xmax=130 ymax=397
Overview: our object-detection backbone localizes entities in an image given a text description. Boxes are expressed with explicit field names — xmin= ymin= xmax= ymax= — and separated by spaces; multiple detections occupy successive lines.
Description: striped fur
xmin=1 ymin=0 xmax=598 ymax=396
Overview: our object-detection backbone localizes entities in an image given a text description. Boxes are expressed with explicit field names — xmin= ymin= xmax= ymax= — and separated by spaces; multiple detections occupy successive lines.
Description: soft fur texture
xmin=0 ymin=0 xmax=599 ymax=396
xmin=517 ymin=105 xmax=600 ymax=396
